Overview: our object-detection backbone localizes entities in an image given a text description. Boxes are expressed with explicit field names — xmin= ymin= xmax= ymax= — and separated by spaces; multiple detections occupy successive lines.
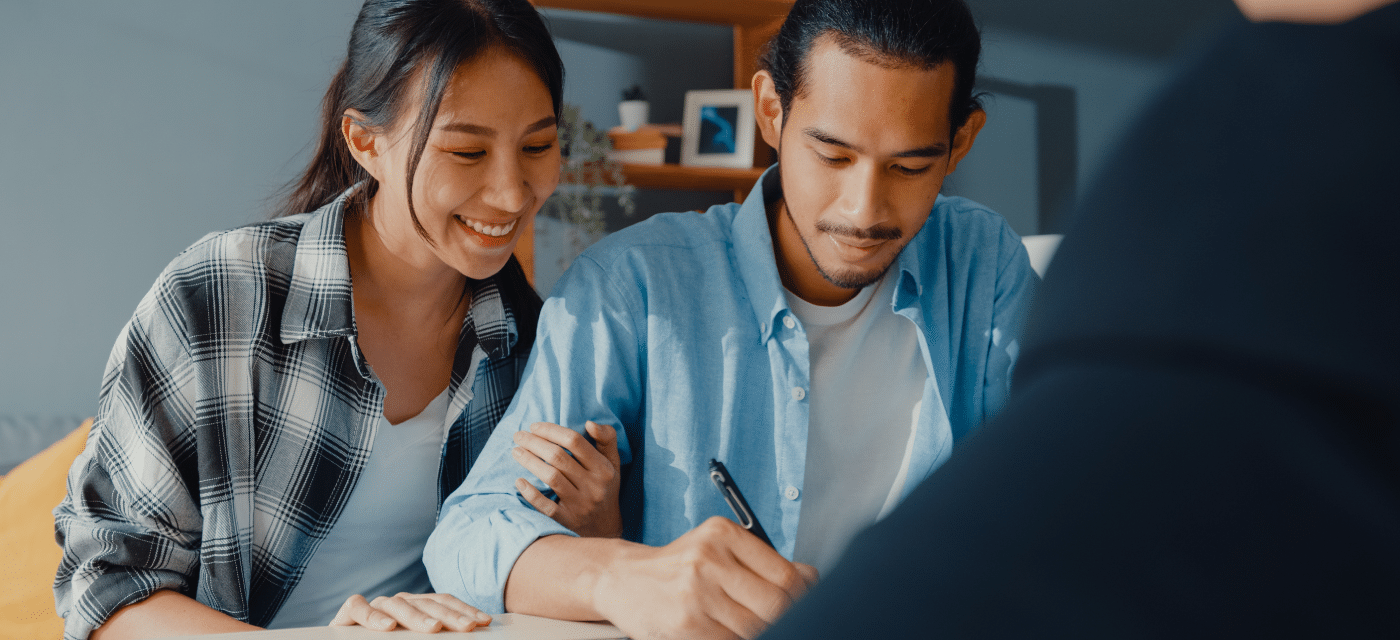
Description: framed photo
xmin=680 ymin=89 xmax=755 ymax=169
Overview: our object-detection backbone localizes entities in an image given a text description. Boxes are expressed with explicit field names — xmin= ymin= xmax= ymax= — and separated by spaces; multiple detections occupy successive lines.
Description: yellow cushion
xmin=0 ymin=419 xmax=91 ymax=640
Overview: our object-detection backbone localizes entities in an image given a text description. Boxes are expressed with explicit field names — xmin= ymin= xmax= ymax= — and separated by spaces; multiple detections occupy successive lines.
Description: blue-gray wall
xmin=2 ymin=0 xmax=1214 ymax=418
xmin=1 ymin=1 xmax=359 ymax=419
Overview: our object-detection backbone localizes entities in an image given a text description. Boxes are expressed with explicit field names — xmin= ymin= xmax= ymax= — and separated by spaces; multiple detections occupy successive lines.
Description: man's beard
xmin=785 ymin=204 xmax=904 ymax=290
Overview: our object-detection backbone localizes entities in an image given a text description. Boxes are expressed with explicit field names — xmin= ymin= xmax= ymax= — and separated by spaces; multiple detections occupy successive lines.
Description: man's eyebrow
xmin=892 ymin=143 xmax=949 ymax=159
xmin=804 ymin=127 xmax=862 ymax=153
xmin=439 ymin=116 xmax=557 ymax=136
xmin=804 ymin=127 xmax=949 ymax=159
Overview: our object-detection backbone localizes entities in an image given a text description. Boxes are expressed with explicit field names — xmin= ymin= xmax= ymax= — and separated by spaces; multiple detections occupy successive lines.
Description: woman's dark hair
xmin=276 ymin=0 xmax=564 ymax=241
xmin=760 ymin=0 xmax=982 ymax=135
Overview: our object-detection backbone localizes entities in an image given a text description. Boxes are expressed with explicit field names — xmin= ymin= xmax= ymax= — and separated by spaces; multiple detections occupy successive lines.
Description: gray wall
xmin=2 ymin=1 xmax=1222 ymax=418
xmin=950 ymin=26 xmax=1174 ymax=235
xmin=1 ymin=1 xmax=359 ymax=418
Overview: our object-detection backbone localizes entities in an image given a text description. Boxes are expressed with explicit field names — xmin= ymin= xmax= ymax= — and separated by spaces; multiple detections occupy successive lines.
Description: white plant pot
xmin=618 ymin=100 xmax=649 ymax=132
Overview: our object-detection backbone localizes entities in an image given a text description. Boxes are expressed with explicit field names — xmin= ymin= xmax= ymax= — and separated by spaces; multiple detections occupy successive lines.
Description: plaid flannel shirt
xmin=52 ymin=189 xmax=541 ymax=639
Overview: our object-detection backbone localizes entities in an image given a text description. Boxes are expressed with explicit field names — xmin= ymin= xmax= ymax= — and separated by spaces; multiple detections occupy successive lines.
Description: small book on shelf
xmin=607 ymin=125 xmax=672 ymax=165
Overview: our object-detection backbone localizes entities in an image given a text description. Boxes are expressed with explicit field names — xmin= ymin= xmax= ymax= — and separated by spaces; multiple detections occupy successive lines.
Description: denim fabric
xmin=425 ymin=166 xmax=1037 ymax=613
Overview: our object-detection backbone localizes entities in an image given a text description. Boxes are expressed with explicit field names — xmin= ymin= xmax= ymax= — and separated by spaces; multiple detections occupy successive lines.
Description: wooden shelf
xmin=531 ymin=0 xmax=793 ymax=28
xmin=559 ymin=162 xmax=765 ymax=194
xmin=520 ymin=0 xmax=792 ymax=284
xmin=531 ymin=0 xmax=791 ymax=165
xmin=620 ymin=163 xmax=765 ymax=192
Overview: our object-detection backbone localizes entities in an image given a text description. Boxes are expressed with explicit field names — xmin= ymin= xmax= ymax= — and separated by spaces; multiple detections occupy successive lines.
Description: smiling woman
xmin=51 ymin=1 xmax=624 ymax=639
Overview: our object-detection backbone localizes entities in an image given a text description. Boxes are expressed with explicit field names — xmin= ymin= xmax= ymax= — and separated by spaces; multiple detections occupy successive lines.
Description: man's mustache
xmin=814 ymin=219 xmax=903 ymax=241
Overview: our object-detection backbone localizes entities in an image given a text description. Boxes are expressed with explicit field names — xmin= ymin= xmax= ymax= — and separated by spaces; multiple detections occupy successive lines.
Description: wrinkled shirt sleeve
xmin=425 ymin=252 xmax=644 ymax=614
xmin=53 ymin=284 xmax=204 ymax=640
xmin=982 ymin=224 xmax=1038 ymax=421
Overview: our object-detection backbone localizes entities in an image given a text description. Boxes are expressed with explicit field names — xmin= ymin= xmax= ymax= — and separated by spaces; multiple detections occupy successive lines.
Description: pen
xmin=708 ymin=458 xmax=774 ymax=548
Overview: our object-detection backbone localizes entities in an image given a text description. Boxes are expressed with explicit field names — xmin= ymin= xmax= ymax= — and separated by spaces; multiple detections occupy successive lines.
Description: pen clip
xmin=708 ymin=459 xmax=773 ymax=547
xmin=711 ymin=469 xmax=755 ymax=529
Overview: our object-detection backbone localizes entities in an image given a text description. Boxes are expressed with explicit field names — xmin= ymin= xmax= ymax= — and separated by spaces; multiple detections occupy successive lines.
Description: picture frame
xmin=680 ymin=89 xmax=755 ymax=169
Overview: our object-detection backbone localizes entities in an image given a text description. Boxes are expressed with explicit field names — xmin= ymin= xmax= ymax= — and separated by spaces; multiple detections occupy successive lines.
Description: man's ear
xmin=752 ymin=70 xmax=784 ymax=151
xmin=342 ymin=109 xmax=385 ymax=181
xmin=946 ymin=108 xmax=986 ymax=175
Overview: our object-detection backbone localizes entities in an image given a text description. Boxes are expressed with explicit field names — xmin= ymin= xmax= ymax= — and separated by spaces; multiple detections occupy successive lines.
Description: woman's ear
xmin=752 ymin=70 xmax=784 ymax=151
xmin=342 ymin=109 xmax=385 ymax=180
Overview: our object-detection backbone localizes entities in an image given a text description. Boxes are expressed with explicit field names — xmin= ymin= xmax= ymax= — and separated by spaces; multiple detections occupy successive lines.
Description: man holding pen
xmin=424 ymin=0 xmax=1037 ymax=637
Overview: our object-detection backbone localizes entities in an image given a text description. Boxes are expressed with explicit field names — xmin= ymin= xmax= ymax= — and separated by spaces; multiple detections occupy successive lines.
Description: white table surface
xmin=161 ymin=613 xmax=626 ymax=640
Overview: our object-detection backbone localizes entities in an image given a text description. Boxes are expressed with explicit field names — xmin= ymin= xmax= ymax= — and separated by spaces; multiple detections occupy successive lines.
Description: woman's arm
xmin=89 ymin=586 xmax=494 ymax=637
xmin=53 ymin=306 xmax=211 ymax=638
xmin=89 ymin=591 xmax=258 ymax=639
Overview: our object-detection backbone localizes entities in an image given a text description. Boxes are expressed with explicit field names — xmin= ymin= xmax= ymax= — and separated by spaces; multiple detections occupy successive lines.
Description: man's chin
xmin=816 ymin=261 xmax=889 ymax=290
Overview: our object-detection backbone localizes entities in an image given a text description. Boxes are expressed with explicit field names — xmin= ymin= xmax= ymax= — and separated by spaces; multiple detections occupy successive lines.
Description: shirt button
xmin=783 ymin=316 xmax=796 ymax=329
xmin=785 ymin=486 xmax=800 ymax=500
xmin=791 ymin=387 xmax=805 ymax=401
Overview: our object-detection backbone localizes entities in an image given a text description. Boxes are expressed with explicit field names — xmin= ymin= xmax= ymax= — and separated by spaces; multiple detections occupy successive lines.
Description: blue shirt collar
xmin=731 ymin=166 xmax=790 ymax=344
xmin=892 ymin=195 xmax=945 ymax=308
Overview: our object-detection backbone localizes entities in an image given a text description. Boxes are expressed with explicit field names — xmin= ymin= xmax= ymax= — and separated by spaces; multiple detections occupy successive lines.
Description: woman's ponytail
xmin=274 ymin=61 xmax=373 ymax=217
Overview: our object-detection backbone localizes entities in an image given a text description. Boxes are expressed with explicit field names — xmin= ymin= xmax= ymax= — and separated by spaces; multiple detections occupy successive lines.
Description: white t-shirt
xmin=788 ymin=272 xmax=926 ymax=576
xmin=267 ymin=389 xmax=450 ymax=629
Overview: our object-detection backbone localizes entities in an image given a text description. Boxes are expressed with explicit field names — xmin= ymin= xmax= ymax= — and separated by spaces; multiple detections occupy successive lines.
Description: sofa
xmin=1 ymin=417 xmax=89 ymax=639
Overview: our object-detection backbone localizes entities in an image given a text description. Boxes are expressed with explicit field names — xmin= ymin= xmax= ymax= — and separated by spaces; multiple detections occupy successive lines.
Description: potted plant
xmin=618 ymin=84 xmax=649 ymax=132
xmin=537 ymin=103 xmax=636 ymax=287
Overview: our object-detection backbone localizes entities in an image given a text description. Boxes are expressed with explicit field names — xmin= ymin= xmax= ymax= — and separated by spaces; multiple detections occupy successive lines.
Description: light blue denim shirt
xmin=424 ymin=167 xmax=1037 ymax=613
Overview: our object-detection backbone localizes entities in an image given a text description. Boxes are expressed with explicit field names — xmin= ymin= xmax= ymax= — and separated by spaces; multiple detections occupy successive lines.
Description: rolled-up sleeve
xmin=424 ymin=252 xmax=643 ymax=614
xmin=54 ymin=289 xmax=204 ymax=640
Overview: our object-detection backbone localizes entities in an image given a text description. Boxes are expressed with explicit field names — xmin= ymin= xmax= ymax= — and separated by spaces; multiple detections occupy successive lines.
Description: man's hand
xmin=329 ymin=592 xmax=492 ymax=633
xmin=511 ymin=421 xmax=624 ymax=538
xmin=593 ymin=517 xmax=820 ymax=640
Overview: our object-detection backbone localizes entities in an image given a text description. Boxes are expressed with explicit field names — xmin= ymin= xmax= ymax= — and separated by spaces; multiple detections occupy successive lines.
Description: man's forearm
xmin=504 ymin=534 xmax=637 ymax=620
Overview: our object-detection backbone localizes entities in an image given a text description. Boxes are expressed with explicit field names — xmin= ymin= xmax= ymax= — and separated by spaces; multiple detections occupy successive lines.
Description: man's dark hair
xmin=760 ymin=0 xmax=982 ymax=133
xmin=276 ymin=0 xmax=563 ymax=243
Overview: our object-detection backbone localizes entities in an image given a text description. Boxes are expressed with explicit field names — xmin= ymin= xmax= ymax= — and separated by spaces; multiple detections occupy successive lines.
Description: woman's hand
xmin=329 ymin=592 xmax=492 ymax=633
xmin=511 ymin=420 xmax=624 ymax=538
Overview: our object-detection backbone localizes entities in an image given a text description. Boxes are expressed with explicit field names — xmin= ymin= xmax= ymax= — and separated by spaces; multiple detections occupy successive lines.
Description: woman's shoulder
xmin=162 ymin=214 xmax=311 ymax=279
xmin=134 ymin=214 xmax=319 ymax=337
xmin=169 ymin=211 xmax=309 ymax=267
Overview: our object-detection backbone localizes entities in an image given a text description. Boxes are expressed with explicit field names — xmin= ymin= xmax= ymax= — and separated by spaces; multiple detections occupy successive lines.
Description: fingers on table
xmin=329 ymin=594 xmax=395 ymax=630
xmin=416 ymin=592 xmax=493 ymax=624
xmin=392 ymin=593 xmax=492 ymax=632
xmin=368 ymin=594 xmax=445 ymax=633
xmin=330 ymin=593 xmax=491 ymax=633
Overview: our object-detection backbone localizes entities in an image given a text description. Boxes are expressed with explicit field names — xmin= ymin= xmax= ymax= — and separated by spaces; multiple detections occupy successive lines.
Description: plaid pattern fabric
xmin=52 ymin=190 xmax=540 ymax=639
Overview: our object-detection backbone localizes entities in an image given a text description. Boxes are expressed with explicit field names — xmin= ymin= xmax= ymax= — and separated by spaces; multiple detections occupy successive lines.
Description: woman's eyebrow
xmin=438 ymin=116 xmax=557 ymax=136
xmin=524 ymin=115 xmax=557 ymax=134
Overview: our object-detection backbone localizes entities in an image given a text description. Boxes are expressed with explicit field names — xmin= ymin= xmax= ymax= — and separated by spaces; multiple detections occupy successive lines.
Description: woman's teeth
xmin=459 ymin=217 xmax=516 ymax=237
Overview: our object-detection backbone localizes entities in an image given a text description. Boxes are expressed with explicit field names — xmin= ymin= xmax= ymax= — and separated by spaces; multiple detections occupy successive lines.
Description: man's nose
xmin=837 ymin=163 xmax=886 ymax=227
